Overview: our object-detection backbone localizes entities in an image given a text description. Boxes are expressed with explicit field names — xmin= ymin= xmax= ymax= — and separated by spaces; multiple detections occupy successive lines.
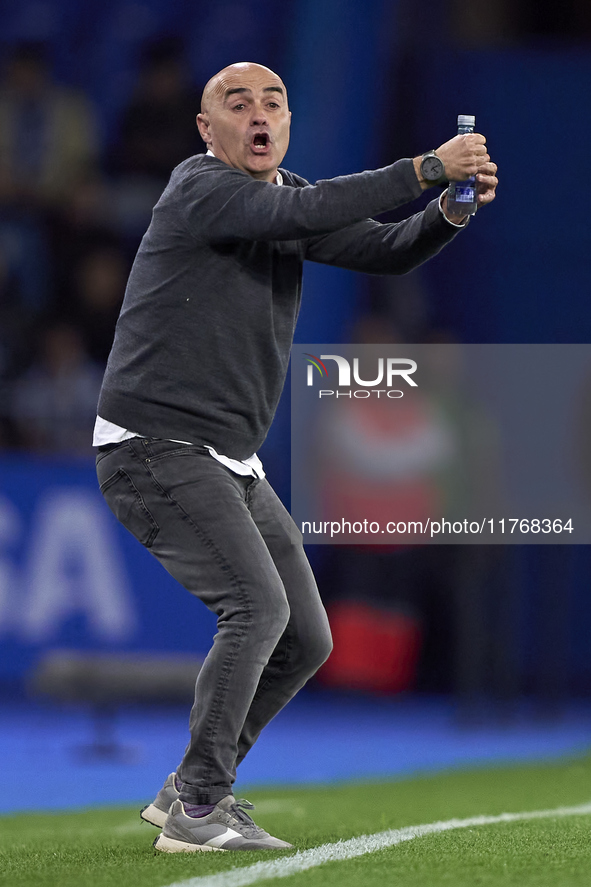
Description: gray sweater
xmin=97 ymin=153 xmax=462 ymax=460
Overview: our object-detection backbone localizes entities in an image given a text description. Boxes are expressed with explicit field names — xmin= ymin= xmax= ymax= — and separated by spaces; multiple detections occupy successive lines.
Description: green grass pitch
xmin=2 ymin=756 xmax=591 ymax=887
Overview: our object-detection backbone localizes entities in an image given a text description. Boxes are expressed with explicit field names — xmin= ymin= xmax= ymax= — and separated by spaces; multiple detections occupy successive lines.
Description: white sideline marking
xmin=161 ymin=800 xmax=591 ymax=887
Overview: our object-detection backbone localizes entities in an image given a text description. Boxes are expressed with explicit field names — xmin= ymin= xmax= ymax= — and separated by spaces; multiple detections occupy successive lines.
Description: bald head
xmin=196 ymin=61 xmax=291 ymax=183
xmin=201 ymin=62 xmax=287 ymax=114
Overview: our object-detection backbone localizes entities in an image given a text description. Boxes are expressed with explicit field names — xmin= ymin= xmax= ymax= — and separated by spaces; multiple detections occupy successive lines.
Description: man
xmin=95 ymin=62 xmax=497 ymax=853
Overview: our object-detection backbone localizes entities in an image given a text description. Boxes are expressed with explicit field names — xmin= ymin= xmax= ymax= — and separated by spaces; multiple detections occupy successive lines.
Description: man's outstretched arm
xmin=305 ymin=151 xmax=498 ymax=273
xmin=181 ymin=134 xmax=494 ymax=244
xmin=304 ymin=197 xmax=459 ymax=274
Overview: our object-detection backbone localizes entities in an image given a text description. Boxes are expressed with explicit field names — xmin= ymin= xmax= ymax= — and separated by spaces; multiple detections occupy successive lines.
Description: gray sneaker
xmin=140 ymin=773 xmax=180 ymax=827
xmin=153 ymin=796 xmax=293 ymax=852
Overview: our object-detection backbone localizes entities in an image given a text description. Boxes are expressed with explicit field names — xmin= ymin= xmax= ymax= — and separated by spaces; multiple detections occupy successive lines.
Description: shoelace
xmin=229 ymin=799 xmax=265 ymax=835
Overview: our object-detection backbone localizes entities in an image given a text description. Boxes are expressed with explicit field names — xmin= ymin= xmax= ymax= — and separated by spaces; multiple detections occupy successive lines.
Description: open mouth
xmin=251 ymin=132 xmax=270 ymax=152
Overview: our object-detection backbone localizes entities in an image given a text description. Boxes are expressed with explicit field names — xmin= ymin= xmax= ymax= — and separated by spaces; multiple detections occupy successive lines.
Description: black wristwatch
xmin=420 ymin=151 xmax=446 ymax=185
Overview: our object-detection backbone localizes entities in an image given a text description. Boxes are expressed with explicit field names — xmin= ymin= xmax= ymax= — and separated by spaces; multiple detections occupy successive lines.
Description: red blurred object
xmin=318 ymin=601 xmax=422 ymax=694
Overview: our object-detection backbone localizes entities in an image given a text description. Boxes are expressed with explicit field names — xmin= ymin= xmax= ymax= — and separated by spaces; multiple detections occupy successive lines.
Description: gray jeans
xmin=96 ymin=437 xmax=332 ymax=804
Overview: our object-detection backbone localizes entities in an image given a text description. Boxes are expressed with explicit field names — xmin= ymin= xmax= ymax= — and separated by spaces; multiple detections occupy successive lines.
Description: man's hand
xmin=435 ymin=132 xmax=489 ymax=182
xmin=413 ymin=132 xmax=498 ymax=223
xmin=473 ymin=160 xmax=498 ymax=208
xmin=413 ymin=133 xmax=491 ymax=189
xmin=440 ymin=160 xmax=499 ymax=223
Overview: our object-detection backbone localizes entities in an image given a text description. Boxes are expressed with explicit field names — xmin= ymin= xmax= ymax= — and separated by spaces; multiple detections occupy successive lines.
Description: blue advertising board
xmin=0 ymin=454 xmax=217 ymax=688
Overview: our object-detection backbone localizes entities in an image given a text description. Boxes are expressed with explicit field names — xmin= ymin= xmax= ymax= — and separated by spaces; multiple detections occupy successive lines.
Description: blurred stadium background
xmin=1 ymin=0 xmax=591 ymax=815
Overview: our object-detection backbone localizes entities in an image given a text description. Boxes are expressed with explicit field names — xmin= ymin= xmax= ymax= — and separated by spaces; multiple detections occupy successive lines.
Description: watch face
xmin=422 ymin=155 xmax=444 ymax=181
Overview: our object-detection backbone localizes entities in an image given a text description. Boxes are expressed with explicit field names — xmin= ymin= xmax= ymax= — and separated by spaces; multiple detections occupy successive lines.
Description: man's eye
xmin=268 ymin=102 xmax=279 ymax=109
xmin=233 ymin=104 xmax=245 ymax=111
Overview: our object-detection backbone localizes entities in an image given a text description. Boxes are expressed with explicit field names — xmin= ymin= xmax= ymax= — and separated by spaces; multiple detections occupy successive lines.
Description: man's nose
xmin=250 ymin=104 xmax=268 ymax=125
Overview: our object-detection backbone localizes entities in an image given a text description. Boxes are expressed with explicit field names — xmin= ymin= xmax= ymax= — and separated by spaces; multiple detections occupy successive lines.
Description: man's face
xmin=197 ymin=63 xmax=290 ymax=183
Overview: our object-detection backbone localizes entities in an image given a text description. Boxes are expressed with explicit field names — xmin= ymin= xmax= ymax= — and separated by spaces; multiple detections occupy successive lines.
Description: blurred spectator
xmin=10 ymin=321 xmax=103 ymax=454
xmin=108 ymin=37 xmax=203 ymax=239
xmin=312 ymin=318 xmax=512 ymax=704
xmin=0 ymin=226 xmax=51 ymax=444
xmin=66 ymin=246 xmax=129 ymax=364
xmin=450 ymin=0 xmax=591 ymax=44
xmin=315 ymin=330 xmax=488 ymax=537
xmin=49 ymin=171 xmax=123 ymax=307
xmin=0 ymin=240 xmax=34 ymax=381
xmin=0 ymin=243 xmax=28 ymax=447
xmin=111 ymin=36 xmax=203 ymax=180
xmin=0 ymin=41 xmax=99 ymax=211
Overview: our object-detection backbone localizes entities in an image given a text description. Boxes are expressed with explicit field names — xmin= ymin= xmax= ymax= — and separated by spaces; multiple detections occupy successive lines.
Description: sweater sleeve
xmin=304 ymin=196 xmax=466 ymax=275
xmin=179 ymin=157 xmax=423 ymax=242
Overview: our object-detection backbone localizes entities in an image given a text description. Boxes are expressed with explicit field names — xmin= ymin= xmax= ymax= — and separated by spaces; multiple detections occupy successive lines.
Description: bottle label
xmin=453 ymin=185 xmax=476 ymax=203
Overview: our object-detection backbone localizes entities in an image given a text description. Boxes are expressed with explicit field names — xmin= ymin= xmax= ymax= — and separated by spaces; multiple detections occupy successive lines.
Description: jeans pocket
xmin=99 ymin=468 xmax=159 ymax=548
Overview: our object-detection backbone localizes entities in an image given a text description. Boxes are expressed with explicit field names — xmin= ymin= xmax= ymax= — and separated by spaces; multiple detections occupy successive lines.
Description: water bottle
xmin=446 ymin=115 xmax=478 ymax=216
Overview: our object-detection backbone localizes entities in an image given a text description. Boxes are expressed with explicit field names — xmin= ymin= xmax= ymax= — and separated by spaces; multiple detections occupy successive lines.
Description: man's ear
xmin=196 ymin=113 xmax=210 ymax=144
